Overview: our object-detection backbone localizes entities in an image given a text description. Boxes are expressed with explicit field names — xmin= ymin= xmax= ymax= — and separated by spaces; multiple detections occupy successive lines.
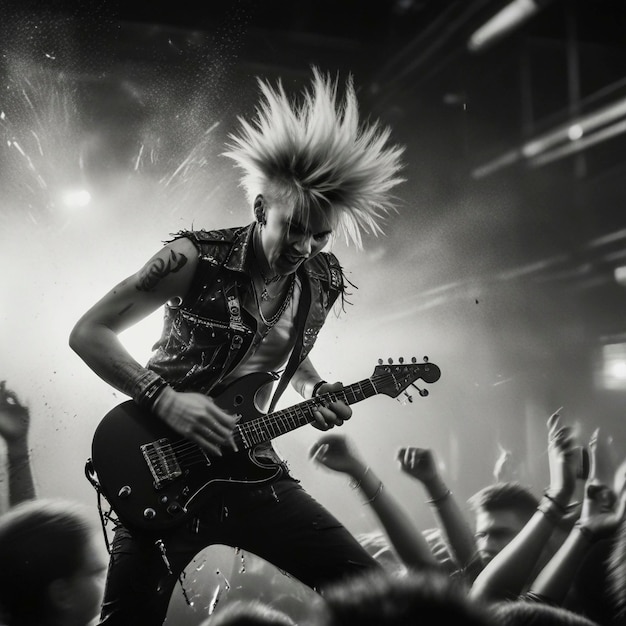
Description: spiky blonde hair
xmin=222 ymin=68 xmax=405 ymax=248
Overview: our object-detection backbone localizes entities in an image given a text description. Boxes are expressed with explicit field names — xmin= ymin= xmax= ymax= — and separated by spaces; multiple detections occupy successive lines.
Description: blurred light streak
xmin=471 ymin=148 xmax=522 ymax=180
xmin=495 ymin=255 xmax=569 ymax=281
xmin=586 ymin=228 xmax=626 ymax=248
xmin=529 ymin=118 xmax=626 ymax=167
xmin=522 ymin=97 xmax=626 ymax=158
xmin=473 ymin=95 xmax=626 ymax=177
xmin=468 ymin=0 xmax=550 ymax=53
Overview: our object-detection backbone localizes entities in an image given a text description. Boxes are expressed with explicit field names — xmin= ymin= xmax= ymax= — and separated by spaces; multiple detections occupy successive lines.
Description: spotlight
xmin=61 ymin=188 xmax=91 ymax=209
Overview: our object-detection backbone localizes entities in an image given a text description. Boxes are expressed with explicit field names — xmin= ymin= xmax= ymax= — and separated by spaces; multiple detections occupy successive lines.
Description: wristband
xmin=312 ymin=380 xmax=327 ymax=397
xmin=543 ymin=491 xmax=568 ymax=513
xmin=134 ymin=372 xmax=169 ymax=411
xmin=537 ymin=496 xmax=564 ymax=525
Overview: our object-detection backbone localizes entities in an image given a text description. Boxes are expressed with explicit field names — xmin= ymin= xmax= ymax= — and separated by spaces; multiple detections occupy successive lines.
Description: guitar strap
xmin=268 ymin=271 xmax=312 ymax=413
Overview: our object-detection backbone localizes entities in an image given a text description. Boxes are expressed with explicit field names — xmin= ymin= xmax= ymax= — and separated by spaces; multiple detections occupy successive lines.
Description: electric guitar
xmin=88 ymin=357 xmax=441 ymax=533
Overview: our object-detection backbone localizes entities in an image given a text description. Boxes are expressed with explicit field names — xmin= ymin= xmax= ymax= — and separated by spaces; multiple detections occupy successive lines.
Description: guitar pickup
xmin=141 ymin=438 xmax=182 ymax=489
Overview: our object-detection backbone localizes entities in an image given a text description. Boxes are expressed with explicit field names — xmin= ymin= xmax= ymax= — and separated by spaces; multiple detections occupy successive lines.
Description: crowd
xmin=2 ymin=374 xmax=626 ymax=626
xmin=1 ymin=67 xmax=625 ymax=626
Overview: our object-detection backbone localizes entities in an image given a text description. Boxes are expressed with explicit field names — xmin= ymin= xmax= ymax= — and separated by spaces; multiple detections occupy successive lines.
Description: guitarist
xmin=69 ymin=67 xmax=405 ymax=626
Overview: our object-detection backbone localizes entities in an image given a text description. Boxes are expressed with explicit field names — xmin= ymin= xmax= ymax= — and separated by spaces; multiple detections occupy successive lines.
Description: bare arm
xmin=470 ymin=409 xmax=579 ymax=602
xmin=527 ymin=431 xmax=626 ymax=604
xmin=69 ymin=238 xmax=237 ymax=454
xmin=310 ymin=433 xmax=438 ymax=570
xmin=397 ymin=447 xmax=478 ymax=574
xmin=0 ymin=382 xmax=36 ymax=508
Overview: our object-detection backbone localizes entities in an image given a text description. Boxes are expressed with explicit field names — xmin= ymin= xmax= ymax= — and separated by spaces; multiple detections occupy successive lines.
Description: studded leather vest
xmin=146 ymin=223 xmax=345 ymax=410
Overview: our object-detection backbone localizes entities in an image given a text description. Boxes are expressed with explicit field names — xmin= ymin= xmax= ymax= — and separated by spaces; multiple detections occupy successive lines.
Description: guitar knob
xmin=388 ymin=358 xmax=393 ymax=364
xmin=118 ymin=486 xmax=131 ymax=498
xmin=143 ymin=508 xmax=157 ymax=520
xmin=411 ymin=357 xmax=417 ymax=363
xmin=167 ymin=503 xmax=183 ymax=516
xmin=378 ymin=358 xmax=383 ymax=365
xmin=399 ymin=357 xmax=404 ymax=363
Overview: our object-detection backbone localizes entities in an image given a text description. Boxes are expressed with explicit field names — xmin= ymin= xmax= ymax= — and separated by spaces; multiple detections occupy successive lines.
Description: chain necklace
xmin=258 ymin=269 xmax=283 ymax=301
xmin=252 ymin=274 xmax=296 ymax=328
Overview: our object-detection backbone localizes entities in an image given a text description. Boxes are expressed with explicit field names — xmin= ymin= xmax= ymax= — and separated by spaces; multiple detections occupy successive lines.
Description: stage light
xmin=468 ymin=0 xmax=552 ymax=53
xmin=60 ymin=188 xmax=91 ymax=209
xmin=567 ymin=124 xmax=583 ymax=141
xmin=598 ymin=342 xmax=626 ymax=391
xmin=614 ymin=266 xmax=626 ymax=287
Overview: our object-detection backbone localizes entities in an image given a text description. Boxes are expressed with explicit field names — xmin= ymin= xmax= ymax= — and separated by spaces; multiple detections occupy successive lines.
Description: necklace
xmin=252 ymin=274 xmax=296 ymax=328
xmin=258 ymin=269 xmax=283 ymax=301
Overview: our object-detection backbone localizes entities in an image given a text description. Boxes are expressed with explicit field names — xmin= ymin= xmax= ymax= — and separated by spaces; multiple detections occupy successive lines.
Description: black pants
xmin=98 ymin=476 xmax=380 ymax=625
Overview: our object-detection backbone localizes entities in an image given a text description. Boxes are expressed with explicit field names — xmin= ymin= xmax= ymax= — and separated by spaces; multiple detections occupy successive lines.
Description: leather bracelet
xmin=543 ymin=491 xmax=568 ymax=513
xmin=135 ymin=374 xmax=169 ymax=411
xmin=537 ymin=496 xmax=564 ymax=525
xmin=312 ymin=380 xmax=327 ymax=397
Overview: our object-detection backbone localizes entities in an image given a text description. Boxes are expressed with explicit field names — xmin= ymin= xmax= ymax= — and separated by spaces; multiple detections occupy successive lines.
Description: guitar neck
xmin=234 ymin=378 xmax=378 ymax=449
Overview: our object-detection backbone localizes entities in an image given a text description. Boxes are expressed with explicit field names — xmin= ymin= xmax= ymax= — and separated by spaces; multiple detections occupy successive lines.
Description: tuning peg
xmin=399 ymin=357 xmax=404 ymax=363
xmin=411 ymin=357 xmax=417 ymax=363
xmin=388 ymin=358 xmax=393 ymax=364
xmin=411 ymin=383 xmax=429 ymax=397
xmin=423 ymin=356 xmax=429 ymax=362
xmin=378 ymin=358 xmax=383 ymax=365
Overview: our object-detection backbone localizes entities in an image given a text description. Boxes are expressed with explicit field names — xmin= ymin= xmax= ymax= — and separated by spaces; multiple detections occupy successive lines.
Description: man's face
xmin=260 ymin=197 xmax=332 ymax=276
xmin=474 ymin=508 xmax=528 ymax=565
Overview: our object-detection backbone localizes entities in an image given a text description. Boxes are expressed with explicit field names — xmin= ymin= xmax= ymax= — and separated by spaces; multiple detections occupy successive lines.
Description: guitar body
xmin=89 ymin=359 xmax=441 ymax=533
xmin=91 ymin=372 xmax=282 ymax=533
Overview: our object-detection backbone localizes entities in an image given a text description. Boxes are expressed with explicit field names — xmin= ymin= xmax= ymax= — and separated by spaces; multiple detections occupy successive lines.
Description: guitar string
xmin=148 ymin=372 xmax=415 ymax=466
xmin=157 ymin=371 xmax=417 ymax=461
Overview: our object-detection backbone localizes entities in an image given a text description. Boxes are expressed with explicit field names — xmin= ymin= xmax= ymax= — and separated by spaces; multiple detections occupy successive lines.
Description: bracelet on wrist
xmin=543 ymin=490 xmax=568 ymax=513
xmin=537 ymin=496 xmax=564 ymax=525
xmin=426 ymin=489 xmax=451 ymax=506
xmin=350 ymin=466 xmax=370 ymax=490
xmin=135 ymin=373 xmax=169 ymax=411
xmin=312 ymin=380 xmax=327 ymax=398
xmin=363 ymin=481 xmax=384 ymax=505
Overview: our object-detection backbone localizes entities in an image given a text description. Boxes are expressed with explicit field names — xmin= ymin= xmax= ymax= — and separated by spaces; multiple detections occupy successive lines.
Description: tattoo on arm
xmin=137 ymin=250 xmax=188 ymax=292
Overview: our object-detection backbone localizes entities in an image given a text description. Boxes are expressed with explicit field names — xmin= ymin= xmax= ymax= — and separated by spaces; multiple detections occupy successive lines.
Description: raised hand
xmin=0 ymin=381 xmax=30 ymax=445
xmin=577 ymin=430 xmax=626 ymax=540
xmin=397 ymin=447 xmax=440 ymax=483
xmin=309 ymin=433 xmax=363 ymax=476
xmin=546 ymin=407 xmax=579 ymax=506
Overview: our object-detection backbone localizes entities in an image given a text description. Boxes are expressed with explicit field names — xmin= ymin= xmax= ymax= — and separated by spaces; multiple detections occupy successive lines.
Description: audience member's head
xmin=318 ymin=567 xmax=495 ymax=626
xmin=468 ymin=482 xmax=539 ymax=565
xmin=490 ymin=600 xmax=602 ymax=626
xmin=200 ymin=599 xmax=297 ymax=626
xmin=0 ymin=498 xmax=107 ymax=626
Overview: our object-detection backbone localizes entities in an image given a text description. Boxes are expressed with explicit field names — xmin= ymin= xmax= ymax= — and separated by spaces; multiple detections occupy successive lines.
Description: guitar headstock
xmin=372 ymin=357 xmax=441 ymax=398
